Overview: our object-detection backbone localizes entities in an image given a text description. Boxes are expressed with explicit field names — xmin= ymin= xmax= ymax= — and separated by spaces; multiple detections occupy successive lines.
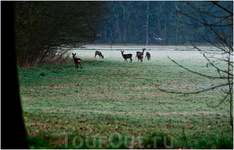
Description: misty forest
xmin=7 ymin=1 xmax=233 ymax=149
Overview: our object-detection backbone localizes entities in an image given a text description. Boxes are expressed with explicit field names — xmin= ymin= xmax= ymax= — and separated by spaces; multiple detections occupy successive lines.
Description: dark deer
xmin=72 ymin=53 xmax=82 ymax=70
xmin=121 ymin=50 xmax=132 ymax=63
xmin=136 ymin=48 xmax=146 ymax=59
xmin=94 ymin=51 xmax=104 ymax=59
xmin=137 ymin=53 xmax=144 ymax=63
xmin=145 ymin=52 xmax=151 ymax=60
xmin=135 ymin=51 xmax=141 ymax=59
xmin=136 ymin=48 xmax=145 ymax=62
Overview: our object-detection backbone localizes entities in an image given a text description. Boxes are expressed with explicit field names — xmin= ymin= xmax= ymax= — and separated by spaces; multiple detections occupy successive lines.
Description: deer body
xmin=135 ymin=51 xmax=141 ymax=59
xmin=136 ymin=48 xmax=145 ymax=62
xmin=137 ymin=53 xmax=143 ymax=63
xmin=145 ymin=52 xmax=151 ymax=60
xmin=94 ymin=51 xmax=104 ymax=59
xmin=121 ymin=50 xmax=132 ymax=63
xmin=72 ymin=53 xmax=82 ymax=70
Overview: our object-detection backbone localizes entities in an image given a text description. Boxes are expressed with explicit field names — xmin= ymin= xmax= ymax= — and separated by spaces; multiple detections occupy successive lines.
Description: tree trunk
xmin=228 ymin=52 xmax=233 ymax=129
xmin=123 ymin=10 xmax=128 ymax=42
xmin=175 ymin=11 xmax=178 ymax=48
xmin=163 ymin=18 xmax=167 ymax=45
xmin=157 ymin=16 xmax=162 ymax=45
xmin=137 ymin=7 xmax=143 ymax=43
xmin=2 ymin=2 xmax=29 ymax=148
xmin=39 ymin=47 xmax=50 ymax=63
xmin=115 ymin=7 xmax=123 ymax=43
xmin=111 ymin=31 xmax=115 ymax=43
xmin=146 ymin=1 xmax=149 ymax=45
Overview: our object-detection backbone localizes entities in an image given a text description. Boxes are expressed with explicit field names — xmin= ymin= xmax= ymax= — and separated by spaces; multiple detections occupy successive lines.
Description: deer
xmin=135 ymin=51 xmax=141 ymax=59
xmin=137 ymin=53 xmax=144 ymax=63
xmin=72 ymin=53 xmax=82 ymax=71
xmin=94 ymin=51 xmax=104 ymax=59
xmin=121 ymin=50 xmax=132 ymax=63
xmin=145 ymin=52 xmax=151 ymax=60
xmin=136 ymin=48 xmax=146 ymax=58
xmin=136 ymin=48 xmax=145 ymax=62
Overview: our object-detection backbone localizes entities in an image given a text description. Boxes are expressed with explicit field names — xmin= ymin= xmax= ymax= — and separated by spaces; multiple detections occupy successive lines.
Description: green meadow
xmin=18 ymin=49 xmax=232 ymax=148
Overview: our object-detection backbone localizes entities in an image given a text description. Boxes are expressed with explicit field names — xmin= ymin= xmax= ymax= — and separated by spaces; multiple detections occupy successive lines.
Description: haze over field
xmin=68 ymin=45 xmax=224 ymax=62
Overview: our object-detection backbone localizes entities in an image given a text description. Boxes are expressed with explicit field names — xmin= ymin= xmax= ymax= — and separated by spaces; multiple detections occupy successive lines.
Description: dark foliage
xmin=14 ymin=1 xmax=108 ymax=66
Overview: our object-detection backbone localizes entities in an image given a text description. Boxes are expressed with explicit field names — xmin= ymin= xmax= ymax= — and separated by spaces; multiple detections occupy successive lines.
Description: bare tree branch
xmin=212 ymin=1 xmax=233 ymax=15
xmin=206 ymin=92 xmax=229 ymax=108
xmin=191 ymin=43 xmax=233 ymax=77
xmin=167 ymin=56 xmax=229 ymax=79
xmin=156 ymin=83 xmax=230 ymax=95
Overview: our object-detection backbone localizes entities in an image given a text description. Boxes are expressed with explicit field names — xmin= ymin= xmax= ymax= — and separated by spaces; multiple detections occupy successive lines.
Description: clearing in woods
xmin=19 ymin=45 xmax=232 ymax=148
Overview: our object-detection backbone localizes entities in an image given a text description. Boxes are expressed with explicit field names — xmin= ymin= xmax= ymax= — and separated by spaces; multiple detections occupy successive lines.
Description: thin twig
xmin=191 ymin=43 xmax=233 ymax=77
xmin=206 ymin=92 xmax=229 ymax=108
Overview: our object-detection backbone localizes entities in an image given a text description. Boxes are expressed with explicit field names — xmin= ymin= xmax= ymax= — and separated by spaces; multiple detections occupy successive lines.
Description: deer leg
xmin=80 ymin=63 xmax=82 ymax=70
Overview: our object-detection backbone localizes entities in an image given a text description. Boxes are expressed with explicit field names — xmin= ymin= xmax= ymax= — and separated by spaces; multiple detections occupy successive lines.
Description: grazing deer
xmin=145 ymin=52 xmax=151 ymax=60
xmin=121 ymin=50 xmax=132 ymax=63
xmin=94 ymin=51 xmax=104 ymax=59
xmin=72 ymin=53 xmax=82 ymax=70
xmin=136 ymin=48 xmax=145 ymax=62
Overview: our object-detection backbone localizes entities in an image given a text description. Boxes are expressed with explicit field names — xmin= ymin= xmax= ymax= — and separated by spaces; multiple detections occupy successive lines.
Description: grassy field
xmin=19 ymin=48 xmax=232 ymax=148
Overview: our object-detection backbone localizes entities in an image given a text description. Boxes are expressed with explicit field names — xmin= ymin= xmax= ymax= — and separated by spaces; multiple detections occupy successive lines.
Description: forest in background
xmin=14 ymin=1 xmax=233 ymax=66
xmin=95 ymin=1 xmax=233 ymax=46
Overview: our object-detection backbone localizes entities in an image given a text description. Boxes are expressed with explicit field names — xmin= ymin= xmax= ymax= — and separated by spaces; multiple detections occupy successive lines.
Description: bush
xmin=39 ymin=72 xmax=45 ymax=76
xmin=27 ymin=136 xmax=49 ymax=148
xmin=141 ymin=132 xmax=174 ymax=149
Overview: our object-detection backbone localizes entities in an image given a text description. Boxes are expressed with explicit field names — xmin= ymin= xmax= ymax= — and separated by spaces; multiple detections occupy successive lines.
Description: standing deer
xmin=135 ymin=51 xmax=141 ymax=59
xmin=137 ymin=53 xmax=144 ymax=63
xmin=136 ymin=48 xmax=145 ymax=62
xmin=72 ymin=53 xmax=82 ymax=71
xmin=136 ymin=48 xmax=146 ymax=58
xmin=121 ymin=50 xmax=132 ymax=63
xmin=145 ymin=52 xmax=151 ymax=60
xmin=94 ymin=51 xmax=104 ymax=59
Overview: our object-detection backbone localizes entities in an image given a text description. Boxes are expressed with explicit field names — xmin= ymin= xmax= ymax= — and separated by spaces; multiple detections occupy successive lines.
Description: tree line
xmin=14 ymin=1 xmax=108 ymax=66
xmin=96 ymin=1 xmax=232 ymax=46
xmin=14 ymin=1 xmax=232 ymax=66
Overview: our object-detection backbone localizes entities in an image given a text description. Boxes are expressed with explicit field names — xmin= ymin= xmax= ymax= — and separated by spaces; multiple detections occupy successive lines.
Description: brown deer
xmin=72 ymin=53 xmax=82 ymax=70
xmin=136 ymin=48 xmax=145 ymax=62
xmin=137 ymin=53 xmax=143 ymax=63
xmin=135 ymin=51 xmax=141 ymax=59
xmin=136 ymin=48 xmax=146 ymax=58
xmin=145 ymin=52 xmax=151 ymax=60
xmin=94 ymin=51 xmax=104 ymax=59
xmin=121 ymin=50 xmax=132 ymax=63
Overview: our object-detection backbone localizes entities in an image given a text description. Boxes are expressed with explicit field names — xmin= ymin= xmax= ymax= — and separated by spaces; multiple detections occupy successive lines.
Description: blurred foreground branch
xmin=159 ymin=1 xmax=233 ymax=128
